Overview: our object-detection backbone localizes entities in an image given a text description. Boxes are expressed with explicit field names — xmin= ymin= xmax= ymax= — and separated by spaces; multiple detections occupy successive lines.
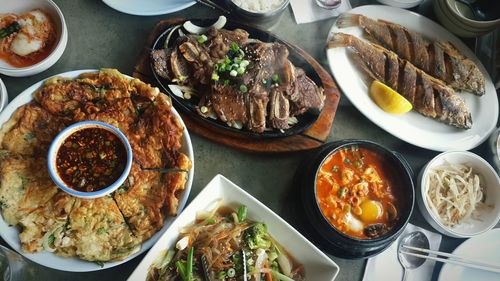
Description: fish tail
xmin=327 ymin=33 xmax=352 ymax=49
xmin=336 ymin=13 xmax=361 ymax=28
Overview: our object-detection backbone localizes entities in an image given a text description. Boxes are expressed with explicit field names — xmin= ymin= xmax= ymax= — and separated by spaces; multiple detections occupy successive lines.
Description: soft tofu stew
xmin=316 ymin=146 xmax=399 ymax=239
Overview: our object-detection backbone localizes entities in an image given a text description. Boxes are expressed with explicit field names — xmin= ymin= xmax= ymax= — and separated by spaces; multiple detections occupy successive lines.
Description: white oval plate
xmin=127 ymin=174 xmax=340 ymax=281
xmin=0 ymin=70 xmax=194 ymax=272
xmin=326 ymin=5 xmax=498 ymax=152
xmin=102 ymin=0 xmax=195 ymax=16
xmin=438 ymin=228 xmax=500 ymax=281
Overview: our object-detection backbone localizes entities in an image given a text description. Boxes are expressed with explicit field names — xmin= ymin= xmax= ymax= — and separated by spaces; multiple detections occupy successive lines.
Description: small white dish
xmin=417 ymin=151 xmax=500 ymax=238
xmin=47 ymin=121 xmax=133 ymax=199
xmin=127 ymin=174 xmax=340 ymax=281
xmin=327 ymin=5 xmax=498 ymax=152
xmin=0 ymin=69 xmax=194 ymax=272
xmin=0 ymin=0 xmax=68 ymax=77
xmin=438 ymin=228 xmax=500 ymax=281
xmin=102 ymin=0 xmax=195 ymax=16
xmin=0 ymin=78 xmax=8 ymax=112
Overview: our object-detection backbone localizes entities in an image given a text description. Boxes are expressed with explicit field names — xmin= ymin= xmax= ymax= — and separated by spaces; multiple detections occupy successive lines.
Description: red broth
xmin=316 ymin=146 xmax=399 ymax=239
xmin=56 ymin=128 xmax=126 ymax=192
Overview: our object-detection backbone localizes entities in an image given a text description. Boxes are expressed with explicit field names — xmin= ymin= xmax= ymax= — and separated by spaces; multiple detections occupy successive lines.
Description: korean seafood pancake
xmin=336 ymin=14 xmax=485 ymax=96
xmin=0 ymin=69 xmax=192 ymax=263
xmin=328 ymin=33 xmax=472 ymax=129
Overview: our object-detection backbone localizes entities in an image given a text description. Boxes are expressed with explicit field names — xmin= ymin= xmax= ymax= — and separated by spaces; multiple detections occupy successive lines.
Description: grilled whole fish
xmin=328 ymin=33 xmax=472 ymax=129
xmin=337 ymin=13 xmax=485 ymax=96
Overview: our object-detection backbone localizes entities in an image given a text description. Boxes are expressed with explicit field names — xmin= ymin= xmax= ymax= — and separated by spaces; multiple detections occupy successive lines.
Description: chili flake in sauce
xmin=56 ymin=127 xmax=127 ymax=192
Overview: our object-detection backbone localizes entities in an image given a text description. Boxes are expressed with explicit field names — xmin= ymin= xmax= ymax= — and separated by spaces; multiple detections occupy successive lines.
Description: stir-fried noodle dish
xmin=147 ymin=203 xmax=305 ymax=281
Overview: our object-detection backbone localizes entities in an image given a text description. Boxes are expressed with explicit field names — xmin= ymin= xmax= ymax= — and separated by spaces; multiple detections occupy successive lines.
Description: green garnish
xmin=0 ymin=22 xmax=21 ymax=39
xmin=237 ymin=205 xmax=247 ymax=222
xmin=338 ymin=187 xmax=347 ymax=198
xmin=97 ymin=227 xmax=106 ymax=235
xmin=332 ymin=165 xmax=338 ymax=172
xmin=237 ymin=67 xmax=245 ymax=75
xmin=227 ymin=268 xmax=236 ymax=278
xmin=231 ymin=42 xmax=239 ymax=52
xmin=217 ymin=271 xmax=226 ymax=280
xmin=223 ymin=79 xmax=230 ymax=86
xmin=344 ymin=158 xmax=351 ymax=164
xmin=354 ymin=160 xmax=364 ymax=168
xmin=47 ymin=234 xmax=55 ymax=247
xmin=211 ymin=72 xmax=220 ymax=81
xmin=197 ymin=34 xmax=208 ymax=44
xmin=272 ymin=74 xmax=279 ymax=83
xmin=206 ymin=218 xmax=216 ymax=224
xmin=239 ymin=84 xmax=248 ymax=93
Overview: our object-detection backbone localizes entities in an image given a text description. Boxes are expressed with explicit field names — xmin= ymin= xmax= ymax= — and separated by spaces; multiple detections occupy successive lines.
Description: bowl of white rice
xmin=225 ymin=0 xmax=289 ymax=27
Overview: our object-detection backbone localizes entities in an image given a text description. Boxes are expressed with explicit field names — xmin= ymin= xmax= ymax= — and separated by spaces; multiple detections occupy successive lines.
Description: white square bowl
xmin=127 ymin=174 xmax=340 ymax=281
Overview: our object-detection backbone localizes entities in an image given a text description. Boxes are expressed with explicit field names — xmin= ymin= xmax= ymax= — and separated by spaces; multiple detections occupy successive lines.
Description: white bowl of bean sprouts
xmin=417 ymin=151 xmax=500 ymax=238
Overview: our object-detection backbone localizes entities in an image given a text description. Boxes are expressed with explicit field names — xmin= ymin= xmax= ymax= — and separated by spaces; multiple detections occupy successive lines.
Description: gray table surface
xmin=1 ymin=0 xmax=499 ymax=280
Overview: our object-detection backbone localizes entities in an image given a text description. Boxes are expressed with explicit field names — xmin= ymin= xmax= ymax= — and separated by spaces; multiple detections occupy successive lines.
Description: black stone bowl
xmin=296 ymin=140 xmax=415 ymax=259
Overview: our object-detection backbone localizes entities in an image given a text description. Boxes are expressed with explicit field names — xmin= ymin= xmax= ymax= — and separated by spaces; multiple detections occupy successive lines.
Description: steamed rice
xmin=231 ymin=0 xmax=286 ymax=12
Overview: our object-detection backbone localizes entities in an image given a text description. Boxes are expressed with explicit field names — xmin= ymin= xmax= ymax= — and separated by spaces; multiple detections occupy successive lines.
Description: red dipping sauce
xmin=56 ymin=127 xmax=127 ymax=192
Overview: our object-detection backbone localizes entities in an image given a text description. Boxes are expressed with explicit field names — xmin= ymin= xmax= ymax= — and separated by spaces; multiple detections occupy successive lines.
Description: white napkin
xmin=362 ymin=223 xmax=442 ymax=281
xmin=289 ymin=0 xmax=352 ymax=24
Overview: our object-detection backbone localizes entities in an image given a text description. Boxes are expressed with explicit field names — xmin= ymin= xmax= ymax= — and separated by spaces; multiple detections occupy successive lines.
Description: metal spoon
xmin=397 ymin=231 xmax=429 ymax=281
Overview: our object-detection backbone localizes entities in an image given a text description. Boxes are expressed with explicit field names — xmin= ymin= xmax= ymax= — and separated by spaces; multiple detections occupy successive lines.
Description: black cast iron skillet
xmin=296 ymin=140 xmax=415 ymax=259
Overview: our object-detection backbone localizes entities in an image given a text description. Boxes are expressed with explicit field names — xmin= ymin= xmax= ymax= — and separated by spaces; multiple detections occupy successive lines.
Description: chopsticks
xmin=401 ymin=244 xmax=500 ymax=273
xmin=195 ymin=0 xmax=231 ymax=14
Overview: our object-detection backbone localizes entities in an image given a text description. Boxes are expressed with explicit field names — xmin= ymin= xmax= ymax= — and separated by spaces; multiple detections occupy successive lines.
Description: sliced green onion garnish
xmin=227 ymin=268 xmax=236 ymax=278
xmin=240 ymin=60 xmax=250 ymax=67
xmin=231 ymin=42 xmax=239 ymax=52
xmin=223 ymin=79 xmax=230 ymax=86
xmin=211 ymin=72 xmax=220 ymax=81
xmin=239 ymin=84 xmax=248 ymax=93
xmin=237 ymin=67 xmax=245 ymax=75
xmin=230 ymin=70 xmax=237 ymax=77
xmin=272 ymin=74 xmax=279 ymax=83
xmin=197 ymin=34 xmax=208 ymax=44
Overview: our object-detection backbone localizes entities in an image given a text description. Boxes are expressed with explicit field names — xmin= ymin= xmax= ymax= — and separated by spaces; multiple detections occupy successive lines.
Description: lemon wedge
xmin=369 ymin=80 xmax=412 ymax=114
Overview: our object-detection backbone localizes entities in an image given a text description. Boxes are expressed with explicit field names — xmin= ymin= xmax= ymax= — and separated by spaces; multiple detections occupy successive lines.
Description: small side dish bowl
xmin=48 ymin=121 xmax=133 ymax=199
xmin=0 ymin=0 xmax=68 ymax=77
xmin=434 ymin=0 xmax=500 ymax=38
xmin=417 ymin=151 xmax=500 ymax=238
xmin=298 ymin=140 xmax=415 ymax=259
xmin=224 ymin=0 xmax=290 ymax=28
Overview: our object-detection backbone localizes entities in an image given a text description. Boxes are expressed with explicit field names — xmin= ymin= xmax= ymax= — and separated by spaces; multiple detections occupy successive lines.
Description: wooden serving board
xmin=133 ymin=18 xmax=341 ymax=153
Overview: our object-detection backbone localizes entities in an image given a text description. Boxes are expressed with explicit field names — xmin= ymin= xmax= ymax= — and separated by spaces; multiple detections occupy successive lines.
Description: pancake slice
xmin=0 ymin=151 xmax=58 ymax=225
xmin=58 ymin=196 xmax=140 ymax=262
xmin=0 ymin=103 xmax=65 ymax=157
xmin=18 ymin=191 xmax=75 ymax=253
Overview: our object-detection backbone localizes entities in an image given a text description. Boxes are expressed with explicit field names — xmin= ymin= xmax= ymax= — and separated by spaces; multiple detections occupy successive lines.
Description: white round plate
xmin=326 ymin=5 xmax=498 ymax=152
xmin=0 ymin=70 xmax=194 ymax=272
xmin=438 ymin=228 xmax=500 ymax=281
xmin=102 ymin=0 xmax=195 ymax=16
